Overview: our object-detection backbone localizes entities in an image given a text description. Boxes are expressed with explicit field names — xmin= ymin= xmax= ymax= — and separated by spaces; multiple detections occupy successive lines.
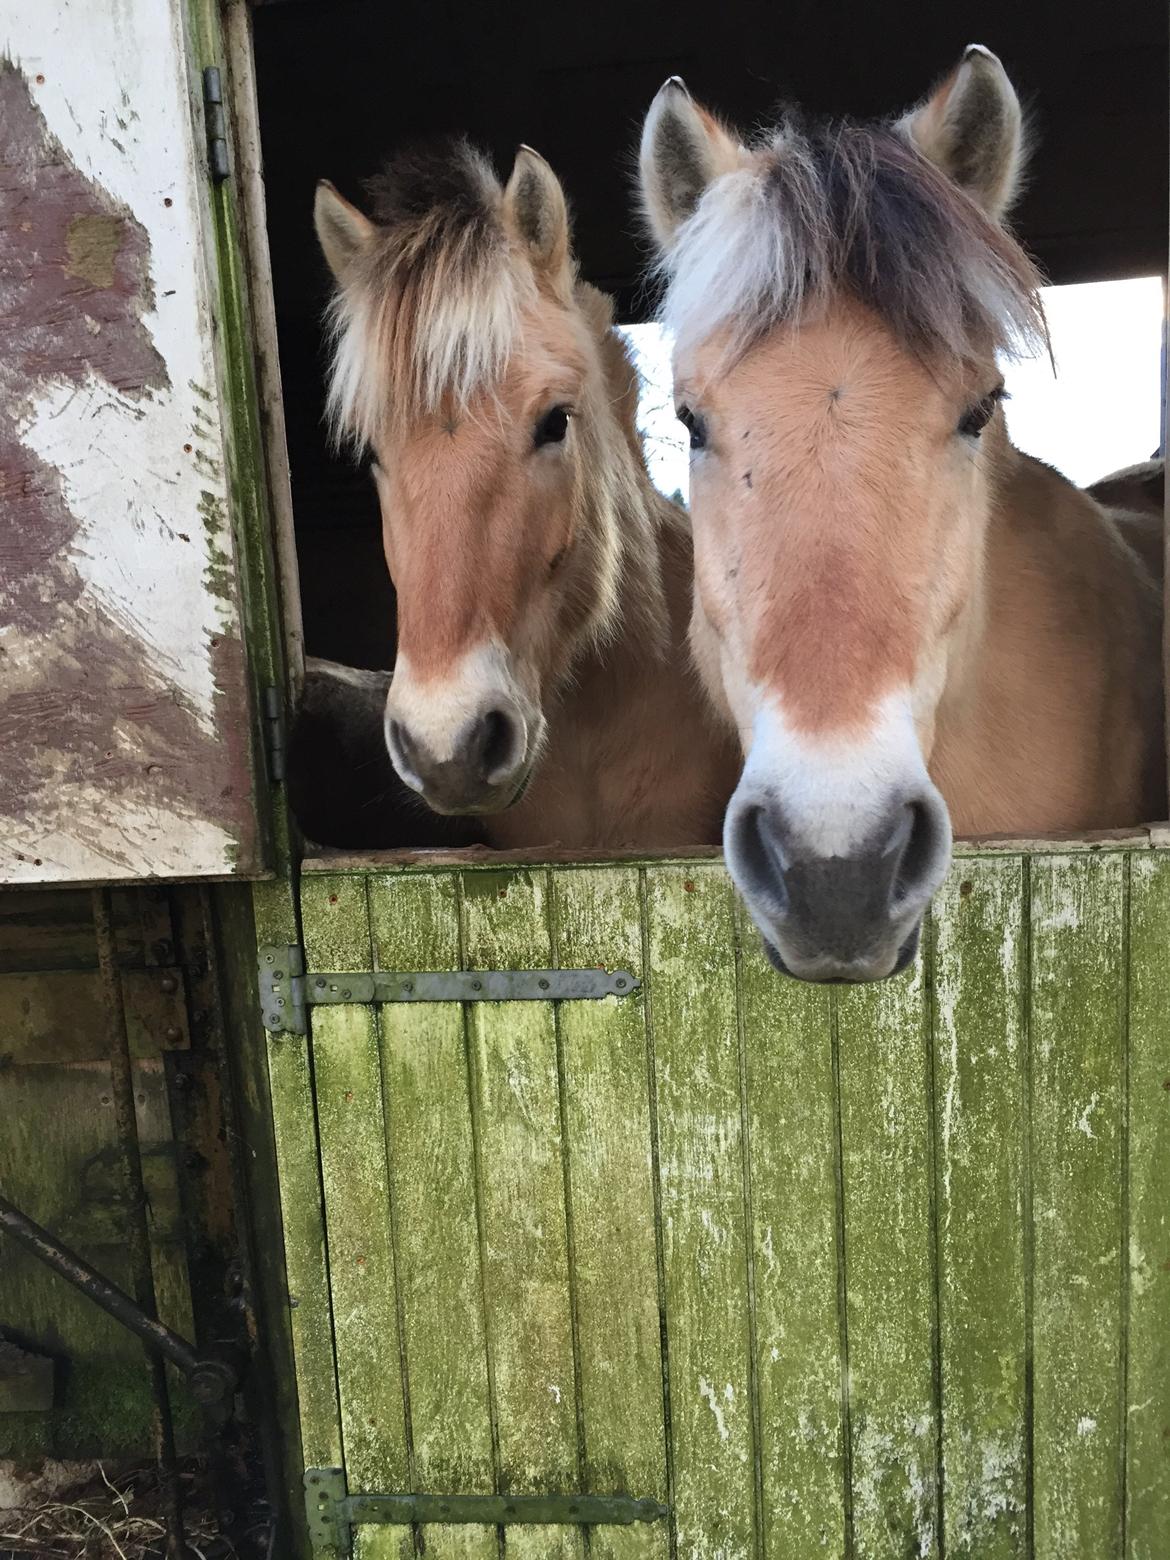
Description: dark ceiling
xmin=254 ymin=0 xmax=1167 ymax=319
xmin=250 ymin=0 xmax=1167 ymax=671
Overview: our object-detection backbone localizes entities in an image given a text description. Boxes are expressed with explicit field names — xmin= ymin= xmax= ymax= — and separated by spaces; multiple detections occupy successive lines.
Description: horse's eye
xmin=677 ymin=405 xmax=707 ymax=451
xmin=958 ymin=387 xmax=1005 ymax=439
xmin=534 ymin=406 xmax=571 ymax=447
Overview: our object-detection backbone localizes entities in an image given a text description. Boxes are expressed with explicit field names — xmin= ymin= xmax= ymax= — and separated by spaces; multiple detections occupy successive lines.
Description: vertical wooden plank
xmin=645 ymin=861 xmax=757 ymax=1559
xmin=303 ymin=875 xmax=408 ymax=1500
xmin=836 ymin=945 xmax=939 ymax=1558
xmin=736 ymin=904 xmax=845 ymax=1557
xmin=932 ymin=857 xmax=1028 ymax=1555
xmin=461 ymin=866 xmax=583 ymax=1560
xmin=1126 ymin=850 xmax=1170 ymax=1559
xmin=370 ymin=871 xmax=497 ymax=1560
xmin=1030 ymin=853 xmax=1125 ymax=1560
xmin=554 ymin=866 xmax=669 ymax=1560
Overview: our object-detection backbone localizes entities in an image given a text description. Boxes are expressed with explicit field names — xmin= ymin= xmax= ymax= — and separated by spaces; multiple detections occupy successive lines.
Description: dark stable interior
xmin=251 ymin=0 xmax=1167 ymax=846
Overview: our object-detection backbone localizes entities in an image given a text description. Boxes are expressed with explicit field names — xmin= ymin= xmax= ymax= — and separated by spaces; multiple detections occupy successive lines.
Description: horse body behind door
xmin=638 ymin=47 xmax=1164 ymax=981
xmin=314 ymin=141 xmax=737 ymax=850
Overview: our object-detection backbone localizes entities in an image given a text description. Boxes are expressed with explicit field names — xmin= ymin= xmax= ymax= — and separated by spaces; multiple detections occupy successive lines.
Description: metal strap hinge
xmin=259 ymin=947 xmax=639 ymax=1035
xmin=306 ymin=1469 xmax=666 ymax=1554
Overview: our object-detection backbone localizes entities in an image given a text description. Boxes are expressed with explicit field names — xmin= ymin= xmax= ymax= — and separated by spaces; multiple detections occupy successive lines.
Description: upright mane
xmin=324 ymin=139 xmax=535 ymax=447
xmin=658 ymin=115 xmax=1046 ymax=365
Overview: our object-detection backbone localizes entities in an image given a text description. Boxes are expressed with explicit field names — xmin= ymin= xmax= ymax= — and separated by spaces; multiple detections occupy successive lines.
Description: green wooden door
xmin=270 ymin=846 xmax=1170 ymax=1559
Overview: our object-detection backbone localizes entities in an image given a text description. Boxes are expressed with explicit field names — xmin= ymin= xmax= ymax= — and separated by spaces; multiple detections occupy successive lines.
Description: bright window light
xmin=621 ymin=275 xmax=1165 ymax=500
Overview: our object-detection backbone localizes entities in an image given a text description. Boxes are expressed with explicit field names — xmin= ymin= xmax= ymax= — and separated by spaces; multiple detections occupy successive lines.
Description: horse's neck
xmin=487 ymin=468 xmax=735 ymax=850
xmin=932 ymin=442 xmax=1164 ymax=833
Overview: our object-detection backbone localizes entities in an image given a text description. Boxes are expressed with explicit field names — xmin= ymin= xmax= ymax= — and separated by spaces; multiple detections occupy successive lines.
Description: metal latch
xmin=260 ymin=947 xmax=639 ymax=1036
xmin=305 ymin=1468 xmax=667 ymax=1555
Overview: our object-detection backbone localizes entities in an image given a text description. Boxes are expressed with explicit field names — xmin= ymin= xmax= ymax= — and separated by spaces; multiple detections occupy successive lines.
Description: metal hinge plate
xmin=305 ymin=1469 xmax=666 ymax=1555
xmin=262 ymin=685 xmax=287 ymax=782
xmin=261 ymin=948 xmax=638 ymax=1035
xmin=259 ymin=945 xmax=306 ymax=1036
xmin=202 ymin=65 xmax=230 ymax=182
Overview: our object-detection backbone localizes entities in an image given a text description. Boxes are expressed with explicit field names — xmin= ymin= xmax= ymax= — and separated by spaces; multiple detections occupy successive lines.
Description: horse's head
xmin=316 ymin=143 xmax=632 ymax=815
xmin=639 ymin=48 xmax=1045 ymax=981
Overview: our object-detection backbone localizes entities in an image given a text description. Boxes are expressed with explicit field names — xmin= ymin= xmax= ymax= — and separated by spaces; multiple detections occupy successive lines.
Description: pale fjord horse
xmin=314 ymin=142 xmax=737 ymax=848
xmin=638 ymin=47 xmax=1164 ymax=981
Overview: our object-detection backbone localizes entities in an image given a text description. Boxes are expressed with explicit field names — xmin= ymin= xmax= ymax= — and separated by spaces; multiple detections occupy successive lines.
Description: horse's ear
xmin=504 ymin=146 xmax=571 ymax=289
xmin=639 ymin=77 xmax=741 ymax=252
xmin=897 ymin=45 xmax=1026 ymax=220
xmin=314 ymin=180 xmax=376 ymax=280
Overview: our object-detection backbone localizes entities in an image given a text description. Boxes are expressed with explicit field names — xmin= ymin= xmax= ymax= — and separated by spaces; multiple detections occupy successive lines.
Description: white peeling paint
xmin=1 ymin=0 xmax=254 ymax=884
xmin=1076 ymin=1415 xmax=1097 ymax=1437
xmin=698 ymin=1376 xmax=730 ymax=1442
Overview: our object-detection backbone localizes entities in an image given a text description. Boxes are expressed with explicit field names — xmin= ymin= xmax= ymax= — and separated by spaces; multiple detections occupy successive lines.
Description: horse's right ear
xmin=314 ymin=180 xmax=376 ymax=280
xmin=639 ymin=78 xmax=741 ymax=253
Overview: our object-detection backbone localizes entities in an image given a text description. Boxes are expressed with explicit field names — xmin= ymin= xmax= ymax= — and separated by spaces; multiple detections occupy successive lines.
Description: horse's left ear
xmin=639 ymin=78 xmax=741 ymax=253
xmin=504 ymin=146 xmax=571 ymax=291
xmin=897 ymin=45 xmax=1026 ymax=220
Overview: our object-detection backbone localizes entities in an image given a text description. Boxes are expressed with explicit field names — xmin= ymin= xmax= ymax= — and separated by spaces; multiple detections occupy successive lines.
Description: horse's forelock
xmin=324 ymin=140 xmax=534 ymax=448
xmin=661 ymin=117 xmax=1046 ymax=368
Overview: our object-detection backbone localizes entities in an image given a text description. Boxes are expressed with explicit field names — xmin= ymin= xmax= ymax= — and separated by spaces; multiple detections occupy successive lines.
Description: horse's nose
xmin=724 ymin=788 xmax=950 ymax=983
xmin=386 ymin=703 xmax=529 ymax=814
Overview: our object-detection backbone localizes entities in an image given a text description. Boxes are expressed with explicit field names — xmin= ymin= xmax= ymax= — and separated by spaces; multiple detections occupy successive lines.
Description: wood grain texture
xmin=736 ymin=905 xmax=845 ymax=1557
xmin=931 ymin=859 xmax=1028 ymax=1555
xmin=553 ymin=866 xmax=669 ymax=1560
xmin=836 ymin=949 xmax=940 ymax=1558
xmin=1124 ymin=851 xmax=1170 ymax=1560
xmin=369 ymin=871 xmax=496 ymax=1560
xmin=1030 ymin=853 xmax=1125 ymax=1559
xmin=644 ymin=862 xmax=757 ymax=1559
xmin=459 ymin=867 xmax=583 ymax=1560
xmin=304 ymin=874 xmax=408 ymax=1494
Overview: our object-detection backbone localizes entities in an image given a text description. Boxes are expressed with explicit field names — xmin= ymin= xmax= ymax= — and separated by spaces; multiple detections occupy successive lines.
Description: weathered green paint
xmin=254 ymin=876 xmax=344 ymax=1478
xmin=644 ymin=862 xmax=757 ymax=1559
xmin=369 ymin=872 xmax=496 ymax=1560
xmin=1125 ymin=852 xmax=1170 ymax=1558
xmin=553 ymin=866 xmax=669 ymax=1560
xmin=284 ymin=847 xmax=1170 ymax=1558
xmin=736 ymin=902 xmax=845 ymax=1557
xmin=304 ymin=875 xmax=408 ymax=1496
xmin=460 ymin=866 xmax=584 ymax=1560
xmin=1030 ymin=854 xmax=1126 ymax=1559
xmin=931 ymin=858 xmax=1028 ymax=1555
xmin=837 ymin=941 xmax=940 ymax=1558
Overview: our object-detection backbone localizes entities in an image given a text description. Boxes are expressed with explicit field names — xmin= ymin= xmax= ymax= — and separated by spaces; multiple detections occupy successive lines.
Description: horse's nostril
xmin=469 ymin=708 xmax=520 ymax=783
xmin=892 ymin=798 xmax=943 ymax=908
xmin=388 ymin=719 xmax=416 ymax=770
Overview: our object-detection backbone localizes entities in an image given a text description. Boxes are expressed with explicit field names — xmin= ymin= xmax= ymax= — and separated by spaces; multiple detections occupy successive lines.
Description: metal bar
xmin=346 ymin=1492 xmax=669 ymax=1526
xmin=306 ymin=968 xmax=640 ymax=1004
xmin=93 ymin=888 xmax=188 ymax=1560
xmin=0 ymin=1194 xmax=201 ymax=1375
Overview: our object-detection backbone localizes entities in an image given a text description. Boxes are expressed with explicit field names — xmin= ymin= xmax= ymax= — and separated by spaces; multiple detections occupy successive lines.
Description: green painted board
xmin=931 ymin=858 xmax=1028 ymax=1555
xmin=1124 ymin=851 xmax=1170 ymax=1560
xmin=1030 ymin=854 xmax=1126 ymax=1559
xmin=369 ymin=872 xmax=497 ymax=1560
xmin=836 ymin=942 xmax=939 ymax=1558
xmin=460 ymin=867 xmax=584 ymax=1560
xmin=644 ymin=862 xmax=757 ymax=1560
xmin=553 ymin=866 xmax=669 ymax=1560
xmin=736 ymin=903 xmax=845 ymax=1557
xmin=286 ymin=846 xmax=1170 ymax=1560
xmin=304 ymin=874 xmax=409 ymax=1496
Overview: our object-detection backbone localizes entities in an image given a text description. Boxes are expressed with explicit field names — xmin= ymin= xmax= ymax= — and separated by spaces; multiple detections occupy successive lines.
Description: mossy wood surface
xmin=292 ymin=851 xmax=1170 ymax=1559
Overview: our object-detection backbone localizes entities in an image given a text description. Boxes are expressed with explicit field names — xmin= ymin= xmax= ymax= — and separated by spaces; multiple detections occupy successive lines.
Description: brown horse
xmin=314 ymin=142 xmax=736 ymax=849
xmin=638 ymin=46 xmax=1164 ymax=981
